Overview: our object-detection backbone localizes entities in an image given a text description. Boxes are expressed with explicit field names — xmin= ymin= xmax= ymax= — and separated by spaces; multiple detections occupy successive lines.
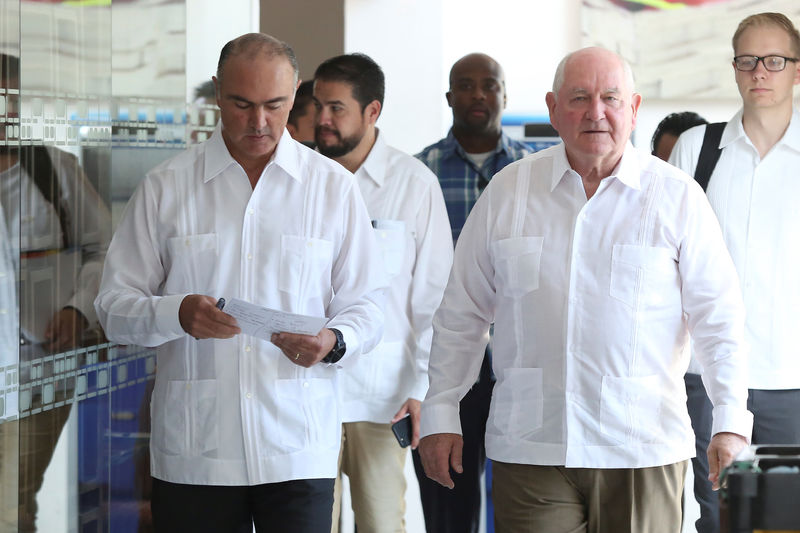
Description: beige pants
xmin=331 ymin=421 xmax=407 ymax=533
xmin=492 ymin=460 xmax=688 ymax=533
xmin=0 ymin=419 xmax=20 ymax=531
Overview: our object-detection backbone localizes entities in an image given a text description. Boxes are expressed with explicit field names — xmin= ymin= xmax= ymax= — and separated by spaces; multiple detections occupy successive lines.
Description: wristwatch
xmin=322 ymin=328 xmax=346 ymax=364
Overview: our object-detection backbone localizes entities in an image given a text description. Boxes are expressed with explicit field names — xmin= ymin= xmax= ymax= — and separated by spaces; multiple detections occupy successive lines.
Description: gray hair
xmin=551 ymin=47 xmax=635 ymax=96
xmin=216 ymin=33 xmax=299 ymax=83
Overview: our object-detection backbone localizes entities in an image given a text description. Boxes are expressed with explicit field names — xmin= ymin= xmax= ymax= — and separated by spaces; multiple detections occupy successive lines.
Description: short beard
xmin=315 ymin=127 xmax=363 ymax=159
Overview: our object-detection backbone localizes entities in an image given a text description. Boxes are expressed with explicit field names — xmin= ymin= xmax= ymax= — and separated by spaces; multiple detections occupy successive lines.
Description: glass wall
xmin=0 ymin=1 xmax=194 ymax=531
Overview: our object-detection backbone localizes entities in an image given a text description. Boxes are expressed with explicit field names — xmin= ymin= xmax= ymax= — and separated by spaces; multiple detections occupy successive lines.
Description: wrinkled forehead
xmin=562 ymin=55 xmax=632 ymax=96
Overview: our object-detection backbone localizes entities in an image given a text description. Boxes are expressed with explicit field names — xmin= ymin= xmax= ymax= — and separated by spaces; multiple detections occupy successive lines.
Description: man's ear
xmin=365 ymin=100 xmax=382 ymax=124
xmin=630 ymin=92 xmax=643 ymax=129
xmin=445 ymin=90 xmax=454 ymax=108
xmin=212 ymin=76 xmax=221 ymax=107
xmin=545 ymin=92 xmax=558 ymax=129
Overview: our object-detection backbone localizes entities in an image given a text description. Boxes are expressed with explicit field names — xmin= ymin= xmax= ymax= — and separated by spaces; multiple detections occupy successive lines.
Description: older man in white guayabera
xmin=418 ymin=46 xmax=752 ymax=533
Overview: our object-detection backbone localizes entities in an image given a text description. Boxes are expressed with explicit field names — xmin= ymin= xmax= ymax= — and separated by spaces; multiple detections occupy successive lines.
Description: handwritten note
xmin=222 ymin=298 xmax=329 ymax=340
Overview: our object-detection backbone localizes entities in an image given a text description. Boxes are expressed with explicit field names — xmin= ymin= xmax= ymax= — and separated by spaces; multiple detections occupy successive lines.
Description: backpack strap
xmin=693 ymin=122 xmax=726 ymax=192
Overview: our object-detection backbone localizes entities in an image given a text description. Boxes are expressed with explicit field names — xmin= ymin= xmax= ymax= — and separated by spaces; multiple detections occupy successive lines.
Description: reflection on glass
xmin=1 ymin=0 xmax=186 ymax=530
xmin=0 ymin=46 xmax=112 ymax=531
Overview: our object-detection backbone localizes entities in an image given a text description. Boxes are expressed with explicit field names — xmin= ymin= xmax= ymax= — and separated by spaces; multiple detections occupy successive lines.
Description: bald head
xmin=446 ymin=53 xmax=507 ymax=141
xmin=449 ymin=53 xmax=504 ymax=88
xmin=216 ymin=33 xmax=299 ymax=85
xmin=552 ymin=47 xmax=635 ymax=97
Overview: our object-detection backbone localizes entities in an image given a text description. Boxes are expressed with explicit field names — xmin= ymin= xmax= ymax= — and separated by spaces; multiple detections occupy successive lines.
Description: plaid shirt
xmin=415 ymin=129 xmax=533 ymax=243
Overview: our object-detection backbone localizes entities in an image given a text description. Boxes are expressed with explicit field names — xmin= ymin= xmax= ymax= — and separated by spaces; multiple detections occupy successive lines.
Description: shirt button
xmin=245 ymin=345 xmax=251 ymax=352
xmin=302 ymin=382 xmax=309 ymax=388
xmin=248 ymin=208 xmax=254 ymax=215
xmin=185 ymin=239 xmax=191 ymax=246
xmin=247 ymin=253 xmax=252 ymax=260
xmin=246 ymin=392 xmax=252 ymax=399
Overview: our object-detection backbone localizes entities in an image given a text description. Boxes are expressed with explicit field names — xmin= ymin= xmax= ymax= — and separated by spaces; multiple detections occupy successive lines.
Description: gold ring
xmin=295 ymin=353 xmax=301 ymax=360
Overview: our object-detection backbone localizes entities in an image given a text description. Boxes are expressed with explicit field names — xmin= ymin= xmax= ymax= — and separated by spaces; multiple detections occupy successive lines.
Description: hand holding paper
xmin=221 ymin=298 xmax=329 ymax=340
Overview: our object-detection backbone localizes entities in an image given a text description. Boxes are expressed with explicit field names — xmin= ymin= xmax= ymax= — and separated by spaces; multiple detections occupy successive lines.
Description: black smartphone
xmin=391 ymin=415 xmax=412 ymax=448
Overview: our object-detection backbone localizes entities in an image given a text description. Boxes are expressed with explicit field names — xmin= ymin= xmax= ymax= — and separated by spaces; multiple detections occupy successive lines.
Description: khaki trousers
xmin=331 ymin=421 xmax=407 ymax=533
xmin=492 ymin=460 xmax=687 ymax=533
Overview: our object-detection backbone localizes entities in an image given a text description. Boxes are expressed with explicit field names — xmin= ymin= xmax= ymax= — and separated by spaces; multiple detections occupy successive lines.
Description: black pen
xmin=215 ymin=297 xmax=226 ymax=310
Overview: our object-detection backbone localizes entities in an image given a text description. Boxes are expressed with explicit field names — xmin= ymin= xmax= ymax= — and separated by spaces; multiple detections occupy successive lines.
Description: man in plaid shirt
xmin=414 ymin=52 xmax=532 ymax=533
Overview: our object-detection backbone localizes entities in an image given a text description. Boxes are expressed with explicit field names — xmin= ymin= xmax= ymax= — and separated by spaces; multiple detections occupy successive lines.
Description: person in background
xmin=94 ymin=33 xmax=386 ymax=533
xmin=413 ymin=52 xmax=532 ymax=533
xmin=313 ymin=52 xmax=452 ymax=533
xmin=670 ymin=15 xmax=800 ymax=533
xmin=418 ymin=46 xmax=751 ymax=533
xmin=651 ymin=111 xmax=707 ymax=161
xmin=288 ymin=80 xmax=316 ymax=145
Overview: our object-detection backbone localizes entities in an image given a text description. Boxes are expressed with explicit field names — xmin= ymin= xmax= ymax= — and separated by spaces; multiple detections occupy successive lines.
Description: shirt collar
xmin=444 ymin=128 xmax=507 ymax=161
xmin=203 ymin=122 xmax=238 ymax=182
xmin=203 ymin=122 xmax=304 ymax=183
xmin=549 ymin=141 xmax=641 ymax=192
xmin=780 ymin=108 xmax=800 ymax=153
xmin=357 ymin=128 xmax=388 ymax=187
xmin=726 ymin=108 xmax=800 ymax=153
xmin=722 ymin=109 xmax=747 ymax=148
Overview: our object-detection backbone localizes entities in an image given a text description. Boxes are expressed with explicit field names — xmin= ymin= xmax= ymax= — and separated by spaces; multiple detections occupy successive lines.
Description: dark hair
xmin=193 ymin=80 xmax=216 ymax=102
xmin=288 ymin=80 xmax=314 ymax=127
xmin=651 ymin=111 xmax=708 ymax=155
xmin=216 ymin=33 xmax=298 ymax=83
xmin=0 ymin=53 xmax=19 ymax=87
xmin=313 ymin=53 xmax=384 ymax=111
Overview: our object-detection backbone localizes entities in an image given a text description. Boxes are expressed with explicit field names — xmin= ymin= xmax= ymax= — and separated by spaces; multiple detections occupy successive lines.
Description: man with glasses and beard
xmin=313 ymin=53 xmax=452 ymax=533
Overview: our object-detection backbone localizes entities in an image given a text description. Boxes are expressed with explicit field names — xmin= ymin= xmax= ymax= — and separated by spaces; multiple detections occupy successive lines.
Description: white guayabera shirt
xmin=95 ymin=125 xmax=387 ymax=485
xmin=422 ymin=142 xmax=752 ymax=469
xmin=343 ymin=130 xmax=453 ymax=424
xmin=671 ymin=109 xmax=800 ymax=389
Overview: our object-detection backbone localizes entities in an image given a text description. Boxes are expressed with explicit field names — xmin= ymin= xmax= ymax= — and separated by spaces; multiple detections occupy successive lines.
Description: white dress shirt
xmin=670 ymin=109 xmax=800 ymax=390
xmin=342 ymin=130 xmax=452 ymax=423
xmin=421 ymin=142 xmax=752 ymax=469
xmin=0 ymin=148 xmax=110 ymax=343
xmin=95 ymin=125 xmax=386 ymax=485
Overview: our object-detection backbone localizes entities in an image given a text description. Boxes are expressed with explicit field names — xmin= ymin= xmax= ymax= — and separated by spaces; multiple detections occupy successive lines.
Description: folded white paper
xmin=222 ymin=298 xmax=329 ymax=340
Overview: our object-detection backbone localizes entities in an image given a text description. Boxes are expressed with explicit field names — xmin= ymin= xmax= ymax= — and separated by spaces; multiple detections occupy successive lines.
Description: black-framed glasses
xmin=733 ymin=55 xmax=799 ymax=72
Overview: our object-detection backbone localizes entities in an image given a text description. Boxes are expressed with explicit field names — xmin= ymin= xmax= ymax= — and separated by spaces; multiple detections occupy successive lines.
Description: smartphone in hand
xmin=391 ymin=415 xmax=412 ymax=448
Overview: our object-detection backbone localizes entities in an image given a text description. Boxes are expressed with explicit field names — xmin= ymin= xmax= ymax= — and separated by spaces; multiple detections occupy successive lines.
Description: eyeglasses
xmin=733 ymin=55 xmax=799 ymax=72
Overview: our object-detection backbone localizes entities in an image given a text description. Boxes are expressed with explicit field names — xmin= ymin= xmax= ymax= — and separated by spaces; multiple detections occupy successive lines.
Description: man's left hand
xmin=271 ymin=328 xmax=336 ymax=368
xmin=391 ymin=398 xmax=421 ymax=449
xmin=44 ymin=307 xmax=89 ymax=352
xmin=708 ymin=431 xmax=748 ymax=490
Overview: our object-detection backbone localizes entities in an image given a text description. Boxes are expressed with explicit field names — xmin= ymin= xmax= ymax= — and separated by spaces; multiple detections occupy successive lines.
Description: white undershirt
xmin=465 ymin=149 xmax=493 ymax=168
